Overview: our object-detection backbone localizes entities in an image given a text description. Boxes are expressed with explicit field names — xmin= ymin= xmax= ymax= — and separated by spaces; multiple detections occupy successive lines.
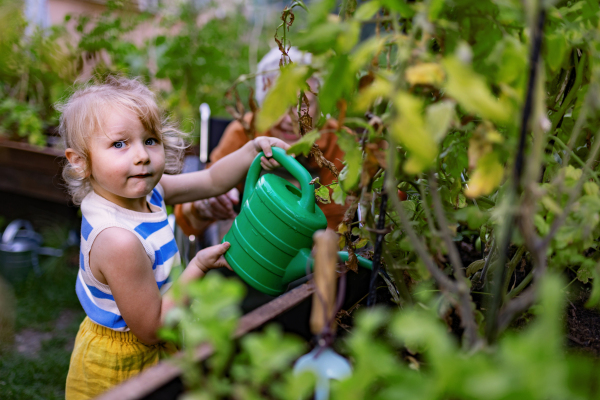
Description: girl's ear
xmin=65 ymin=148 xmax=89 ymax=178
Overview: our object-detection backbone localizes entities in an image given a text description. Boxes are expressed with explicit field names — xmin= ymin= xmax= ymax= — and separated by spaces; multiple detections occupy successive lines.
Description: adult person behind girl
xmin=175 ymin=47 xmax=348 ymax=240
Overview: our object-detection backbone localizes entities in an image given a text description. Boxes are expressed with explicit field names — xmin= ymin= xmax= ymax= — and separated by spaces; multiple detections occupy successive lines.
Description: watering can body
xmin=223 ymin=147 xmax=328 ymax=296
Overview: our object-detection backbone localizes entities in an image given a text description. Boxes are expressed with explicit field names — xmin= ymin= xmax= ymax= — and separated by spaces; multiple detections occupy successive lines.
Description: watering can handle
xmin=2 ymin=219 xmax=35 ymax=244
xmin=242 ymin=147 xmax=315 ymax=212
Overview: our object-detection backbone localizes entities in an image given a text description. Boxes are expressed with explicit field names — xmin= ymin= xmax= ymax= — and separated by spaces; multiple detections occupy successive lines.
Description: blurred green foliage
xmin=0 ymin=0 xmax=270 ymax=145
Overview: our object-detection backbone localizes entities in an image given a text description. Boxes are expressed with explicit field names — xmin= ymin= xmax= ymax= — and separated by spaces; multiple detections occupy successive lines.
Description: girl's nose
xmin=133 ymin=143 xmax=150 ymax=164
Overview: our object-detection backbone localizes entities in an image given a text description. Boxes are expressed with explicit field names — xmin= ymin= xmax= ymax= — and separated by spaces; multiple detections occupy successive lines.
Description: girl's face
xmin=87 ymin=107 xmax=165 ymax=212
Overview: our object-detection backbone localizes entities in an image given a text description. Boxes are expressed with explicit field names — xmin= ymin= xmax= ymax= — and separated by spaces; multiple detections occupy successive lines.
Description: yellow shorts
xmin=65 ymin=316 xmax=177 ymax=400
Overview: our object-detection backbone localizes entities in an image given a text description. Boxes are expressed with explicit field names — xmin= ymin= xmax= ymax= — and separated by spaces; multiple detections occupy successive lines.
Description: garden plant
xmin=161 ymin=0 xmax=600 ymax=398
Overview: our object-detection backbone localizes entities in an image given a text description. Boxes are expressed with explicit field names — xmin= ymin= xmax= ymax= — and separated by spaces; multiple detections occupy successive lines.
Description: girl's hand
xmin=252 ymin=137 xmax=291 ymax=170
xmin=192 ymin=242 xmax=231 ymax=273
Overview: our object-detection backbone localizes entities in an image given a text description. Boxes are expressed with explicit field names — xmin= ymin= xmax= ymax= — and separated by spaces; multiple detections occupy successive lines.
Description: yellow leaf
xmin=541 ymin=196 xmax=562 ymax=214
xmin=353 ymin=75 xmax=392 ymax=112
xmin=467 ymin=122 xmax=504 ymax=169
xmin=443 ymin=57 xmax=511 ymax=123
xmin=464 ymin=152 xmax=504 ymax=198
xmin=426 ymin=100 xmax=455 ymax=143
xmin=391 ymin=93 xmax=437 ymax=174
xmin=338 ymin=223 xmax=348 ymax=234
xmin=584 ymin=181 xmax=599 ymax=196
xmin=405 ymin=63 xmax=445 ymax=86
xmin=355 ymin=238 xmax=369 ymax=248
xmin=338 ymin=235 xmax=347 ymax=250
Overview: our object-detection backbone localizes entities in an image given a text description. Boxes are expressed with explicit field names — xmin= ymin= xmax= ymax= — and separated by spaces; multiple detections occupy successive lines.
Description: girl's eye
xmin=145 ymin=138 xmax=158 ymax=145
xmin=113 ymin=141 xmax=125 ymax=149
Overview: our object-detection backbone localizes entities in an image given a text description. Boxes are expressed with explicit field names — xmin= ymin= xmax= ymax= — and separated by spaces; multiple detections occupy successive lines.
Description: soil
xmin=428 ymin=235 xmax=600 ymax=358
xmin=566 ymin=300 xmax=600 ymax=357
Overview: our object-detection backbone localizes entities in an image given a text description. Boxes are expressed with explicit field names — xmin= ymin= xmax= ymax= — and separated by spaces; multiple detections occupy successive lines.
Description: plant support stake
xmin=486 ymin=7 xmax=546 ymax=342
xmin=367 ymin=181 xmax=388 ymax=307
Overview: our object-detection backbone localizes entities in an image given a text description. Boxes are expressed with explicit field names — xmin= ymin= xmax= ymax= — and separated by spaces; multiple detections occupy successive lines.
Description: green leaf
xmin=286 ymin=129 xmax=321 ymax=156
xmin=545 ymin=32 xmax=568 ymax=73
xmin=350 ymin=36 xmax=387 ymax=72
xmin=320 ymin=54 xmax=355 ymax=115
xmin=332 ymin=180 xmax=348 ymax=205
xmin=380 ymin=0 xmax=415 ymax=17
xmin=337 ymin=131 xmax=362 ymax=191
xmin=354 ymin=0 xmax=381 ymax=21
xmin=577 ymin=260 xmax=594 ymax=284
xmin=256 ymin=65 xmax=310 ymax=132
xmin=315 ymin=185 xmax=331 ymax=204
xmin=294 ymin=23 xmax=345 ymax=55
xmin=428 ymin=0 xmax=445 ymax=20
xmin=534 ymin=214 xmax=549 ymax=236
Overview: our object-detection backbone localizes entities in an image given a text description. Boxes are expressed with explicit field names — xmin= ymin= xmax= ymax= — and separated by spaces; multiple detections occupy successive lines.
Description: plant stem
xmin=549 ymin=52 xmax=586 ymax=133
xmin=418 ymin=178 xmax=440 ymax=236
xmin=428 ymin=172 xmax=479 ymax=347
xmin=502 ymin=246 xmax=526 ymax=301
xmin=506 ymin=270 xmax=534 ymax=300
xmin=552 ymin=136 xmax=600 ymax=184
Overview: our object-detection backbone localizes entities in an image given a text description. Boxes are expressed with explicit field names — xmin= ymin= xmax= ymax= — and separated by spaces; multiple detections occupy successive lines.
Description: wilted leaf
xmin=405 ymin=63 xmax=445 ymax=87
xmin=443 ymin=56 xmax=511 ymax=123
xmin=464 ymin=152 xmax=504 ymax=198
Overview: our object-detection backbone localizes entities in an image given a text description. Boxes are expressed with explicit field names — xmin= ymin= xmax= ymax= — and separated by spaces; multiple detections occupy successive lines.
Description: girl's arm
xmin=160 ymin=137 xmax=289 ymax=205
xmin=90 ymin=227 xmax=229 ymax=345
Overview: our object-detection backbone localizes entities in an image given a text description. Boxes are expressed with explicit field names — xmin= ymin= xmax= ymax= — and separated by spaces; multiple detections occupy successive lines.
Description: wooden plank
xmin=0 ymin=140 xmax=69 ymax=204
xmin=96 ymin=282 xmax=315 ymax=400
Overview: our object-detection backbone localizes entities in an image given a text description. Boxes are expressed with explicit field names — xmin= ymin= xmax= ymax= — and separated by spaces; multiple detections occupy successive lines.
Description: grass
xmin=0 ymin=249 xmax=85 ymax=400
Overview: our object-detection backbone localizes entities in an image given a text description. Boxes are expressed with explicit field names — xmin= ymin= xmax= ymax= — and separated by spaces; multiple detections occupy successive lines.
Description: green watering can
xmin=223 ymin=147 xmax=372 ymax=296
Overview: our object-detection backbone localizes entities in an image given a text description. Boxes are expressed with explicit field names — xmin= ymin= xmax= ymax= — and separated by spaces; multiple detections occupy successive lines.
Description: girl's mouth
xmin=130 ymin=173 xmax=152 ymax=179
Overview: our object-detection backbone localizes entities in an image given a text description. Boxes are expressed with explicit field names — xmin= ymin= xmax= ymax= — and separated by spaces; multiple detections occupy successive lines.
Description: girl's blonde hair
xmin=56 ymin=76 xmax=187 ymax=205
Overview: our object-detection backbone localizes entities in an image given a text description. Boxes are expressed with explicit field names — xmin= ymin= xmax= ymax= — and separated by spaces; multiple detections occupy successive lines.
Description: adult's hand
xmin=190 ymin=188 xmax=240 ymax=221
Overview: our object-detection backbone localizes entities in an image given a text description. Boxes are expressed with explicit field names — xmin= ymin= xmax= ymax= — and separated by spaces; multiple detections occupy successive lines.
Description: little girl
xmin=59 ymin=76 xmax=288 ymax=399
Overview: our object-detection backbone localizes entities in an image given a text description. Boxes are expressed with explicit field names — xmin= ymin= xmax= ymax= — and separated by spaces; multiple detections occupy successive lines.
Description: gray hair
xmin=255 ymin=47 xmax=313 ymax=107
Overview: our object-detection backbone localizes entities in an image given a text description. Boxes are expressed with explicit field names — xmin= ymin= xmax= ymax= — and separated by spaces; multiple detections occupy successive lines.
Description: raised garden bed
xmin=0 ymin=140 xmax=69 ymax=205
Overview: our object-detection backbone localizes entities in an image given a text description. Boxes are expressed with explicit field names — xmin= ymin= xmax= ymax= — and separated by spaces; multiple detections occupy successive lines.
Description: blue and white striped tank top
xmin=76 ymin=184 xmax=180 ymax=331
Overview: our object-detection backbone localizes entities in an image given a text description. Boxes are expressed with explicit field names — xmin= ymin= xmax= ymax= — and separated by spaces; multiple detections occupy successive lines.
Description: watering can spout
xmin=282 ymin=249 xmax=373 ymax=286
